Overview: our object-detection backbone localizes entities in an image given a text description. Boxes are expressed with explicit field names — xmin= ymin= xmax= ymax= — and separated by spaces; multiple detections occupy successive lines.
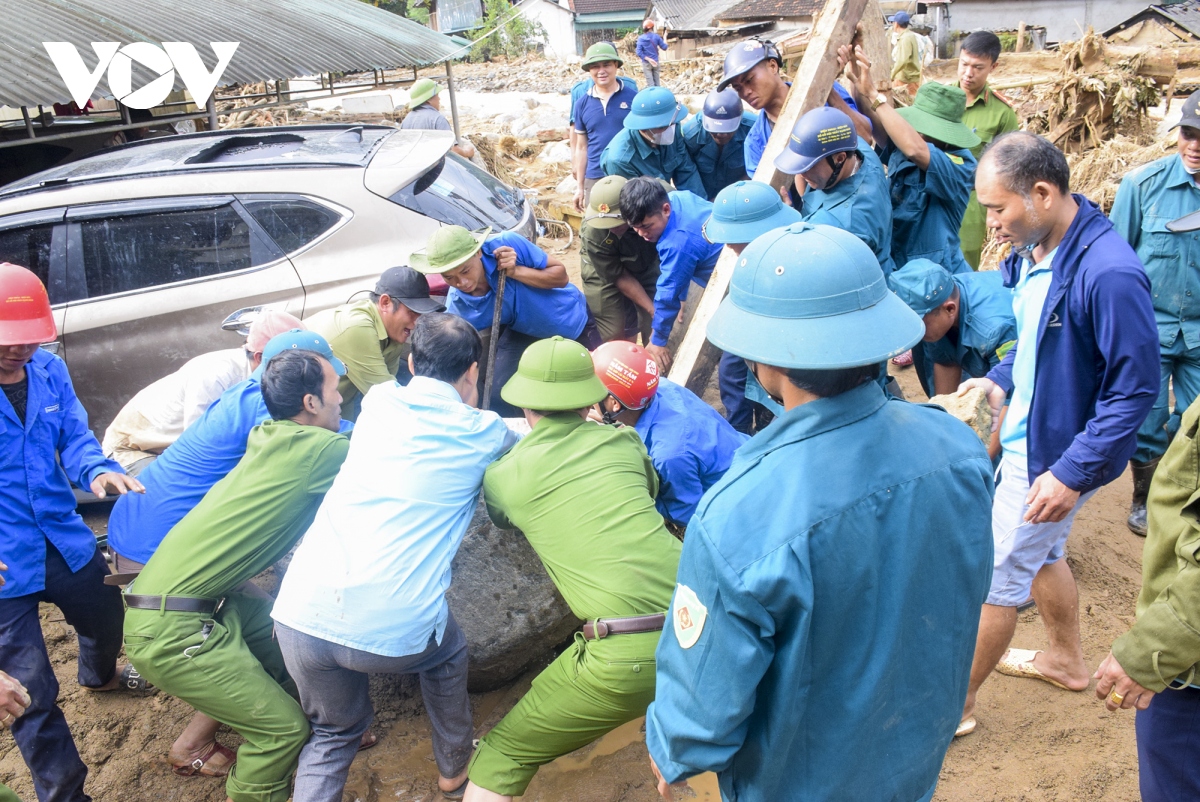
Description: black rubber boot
xmin=1127 ymin=458 xmax=1160 ymax=537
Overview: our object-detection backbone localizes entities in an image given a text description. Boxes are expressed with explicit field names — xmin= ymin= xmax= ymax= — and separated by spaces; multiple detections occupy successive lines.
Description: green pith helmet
xmin=583 ymin=175 xmax=628 ymax=229
xmin=408 ymin=78 xmax=441 ymax=109
xmin=410 ymin=225 xmax=491 ymax=274
xmin=501 ymin=336 xmax=609 ymax=410
xmin=581 ymin=42 xmax=624 ymax=70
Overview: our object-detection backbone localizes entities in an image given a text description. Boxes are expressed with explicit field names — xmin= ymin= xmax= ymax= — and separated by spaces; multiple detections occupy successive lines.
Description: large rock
xmin=447 ymin=499 xmax=579 ymax=691
xmin=928 ymin=387 xmax=991 ymax=445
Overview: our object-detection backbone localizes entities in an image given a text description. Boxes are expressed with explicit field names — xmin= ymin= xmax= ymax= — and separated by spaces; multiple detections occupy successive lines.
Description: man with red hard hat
xmin=593 ymin=341 xmax=746 ymax=528
xmin=0 ymin=262 xmax=144 ymax=802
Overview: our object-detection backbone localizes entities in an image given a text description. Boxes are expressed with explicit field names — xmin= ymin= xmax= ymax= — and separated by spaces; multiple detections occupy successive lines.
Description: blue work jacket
xmin=637 ymin=32 xmax=668 ymax=60
xmin=600 ymin=127 xmax=707 ymax=198
xmin=987 ymin=196 xmax=1159 ymax=492
xmin=915 ymin=270 xmax=1017 ymax=397
xmin=744 ymin=83 xmax=861 ymax=175
xmin=799 ymin=140 xmax=896 ymax=275
xmin=446 ymin=231 xmax=588 ymax=340
xmin=680 ymin=111 xmax=756 ymax=201
xmin=0 ymin=350 xmax=122 ymax=598
xmin=1110 ymin=153 xmax=1200 ymax=349
xmin=650 ymin=191 xmax=723 ymax=347
xmin=645 ymin=381 xmax=994 ymax=802
xmin=887 ymin=142 xmax=976 ymax=275
xmin=634 ymin=378 xmax=747 ymax=526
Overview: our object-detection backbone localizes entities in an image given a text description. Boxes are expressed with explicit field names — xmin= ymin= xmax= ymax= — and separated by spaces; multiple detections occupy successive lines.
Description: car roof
xmin=0 ymin=125 xmax=404 ymax=199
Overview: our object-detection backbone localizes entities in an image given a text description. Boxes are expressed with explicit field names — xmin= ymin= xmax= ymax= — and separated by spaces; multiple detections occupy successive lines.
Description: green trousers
xmin=0 ymin=782 xmax=18 ymax=802
xmin=123 ymin=592 xmax=309 ymax=802
xmin=959 ymin=191 xmax=985 ymax=270
xmin=583 ymin=277 xmax=655 ymax=343
xmin=468 ymin=630 xmax=659 ymax=796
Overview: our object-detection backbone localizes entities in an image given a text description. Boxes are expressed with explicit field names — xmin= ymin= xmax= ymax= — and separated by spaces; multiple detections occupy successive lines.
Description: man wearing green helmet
xmin=572 ymin=42 xmax=639 ymax=212
xmin=580 ymin=175 xmax=660 ymax=343
xmin=401 ymin=77 xmax=476 ymax=160
xmin=462 ymin=336 xmax=681 ymax=802
xmin=643 ymin=223 xmax=994 ymax=801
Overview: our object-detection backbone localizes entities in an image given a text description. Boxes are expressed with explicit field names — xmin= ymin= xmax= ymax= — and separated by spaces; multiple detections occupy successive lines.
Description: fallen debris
xmin=929 ymin=387 xmax=991 ymax=444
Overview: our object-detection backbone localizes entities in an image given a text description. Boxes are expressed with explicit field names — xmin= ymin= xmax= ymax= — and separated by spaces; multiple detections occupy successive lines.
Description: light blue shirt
xmin=271 ymin=376 xmax=520 ymax=657
xmin=1001 ymin=247 xmax=1058 ymax=458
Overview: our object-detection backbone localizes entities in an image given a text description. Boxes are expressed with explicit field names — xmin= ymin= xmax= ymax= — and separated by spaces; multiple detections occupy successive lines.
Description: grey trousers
xmin=641 ymin=59 xmax=661 ymax=86
xmin=275 ymin=614 xmax=474 ymax=802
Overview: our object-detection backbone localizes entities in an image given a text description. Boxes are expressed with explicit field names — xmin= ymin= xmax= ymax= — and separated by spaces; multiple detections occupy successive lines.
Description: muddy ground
xmin=0 ymin=240 xmax=1146 ymax=800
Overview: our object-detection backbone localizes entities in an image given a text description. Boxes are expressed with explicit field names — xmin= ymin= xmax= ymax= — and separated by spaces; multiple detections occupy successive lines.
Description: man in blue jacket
xmin=592 ymin=340 xmax=746 ymax=529
xmin=0 ymin=263 xmax=143 ymax=802
xmin=600 ymin=86 xmax=706 ymax=198
xmin=959 ymin=132 xmax=1159 ymax=735
xmin=680 ymin=89 xmax=756 ymax=201
xmin=644 ymin=223 xmax=994 ymax=801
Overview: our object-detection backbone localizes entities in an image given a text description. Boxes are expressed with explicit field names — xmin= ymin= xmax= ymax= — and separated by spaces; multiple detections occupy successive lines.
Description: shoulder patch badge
xmin=673 ymin=584 xmax=707 ymax=649
xmin=948 ymin=154 xmax=964 ymax=165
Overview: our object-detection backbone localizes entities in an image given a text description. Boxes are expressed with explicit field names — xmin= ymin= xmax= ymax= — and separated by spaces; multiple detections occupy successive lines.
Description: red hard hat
xmin=643 ymin=19 xmax=655 ymax=29
xmin=0 ymin=263 xmax=56 ymax=346
xmin=592 ymin=341 xmax=659 ymax=410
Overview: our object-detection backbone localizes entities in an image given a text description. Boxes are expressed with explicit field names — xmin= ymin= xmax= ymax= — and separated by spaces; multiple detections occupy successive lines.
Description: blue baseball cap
xmin=706 ymin=222 xmax=924 ymax=368
xmin=703 ymin=180 xmax=802 ymax=245
xmin=624 ymin=86 xmax=683 ymax=130
xmin=890 ymin=259 xmax=955 ymax=316
xmin=892 ymin=11 xmax=911 ymax=25
xmin=251 ymin=329 xmax=347 ymax=380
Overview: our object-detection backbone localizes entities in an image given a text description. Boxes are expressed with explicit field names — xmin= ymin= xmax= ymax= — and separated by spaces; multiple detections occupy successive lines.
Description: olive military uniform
xmin=580 ymin=222 xmax=660 ymax=343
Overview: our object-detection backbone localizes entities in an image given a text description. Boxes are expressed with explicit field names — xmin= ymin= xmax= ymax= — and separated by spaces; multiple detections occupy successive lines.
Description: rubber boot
xmin=1127 ymin=458 xmax=1160 ymax=537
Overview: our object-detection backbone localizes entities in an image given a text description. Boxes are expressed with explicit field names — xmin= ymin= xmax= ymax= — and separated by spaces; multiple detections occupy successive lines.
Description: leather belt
xmin=123 ymin=594 xmax=223 ymax=615
xmin=582 ymin=613 xmax=666 ymax=640
xmin=104 ymin=572 xmax=140 ymax=586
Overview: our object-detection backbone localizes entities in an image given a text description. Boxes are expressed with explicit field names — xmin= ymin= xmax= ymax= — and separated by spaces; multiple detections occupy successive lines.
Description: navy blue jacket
xmin=987 ymin=195 xmax=1159 ymax=492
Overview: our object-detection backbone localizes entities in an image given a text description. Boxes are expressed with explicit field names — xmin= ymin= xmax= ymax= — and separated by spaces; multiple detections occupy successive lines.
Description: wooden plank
xmin=667 ymin=0 xmax=870 ymax=394
xmin=857 ymin=0 xmax=893 ymax=92
xmin=1016 ymin=21 xmax=1027 ymax=53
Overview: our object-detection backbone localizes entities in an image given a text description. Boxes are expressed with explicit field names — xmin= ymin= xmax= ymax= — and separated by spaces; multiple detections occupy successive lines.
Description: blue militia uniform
xmin=634 ymin=378 xmax=748 ymax=525
xmin=744 ymin=83 xmax=861 ymax=174
xmin=798 ymin=140 xmax=896 ymax=275
xmin=914 ymin=270 xmax=1018 ymax=398
xmin=887 ymin=142 xmax=977 ymax=276
xmin=679 ymin=111 xmax=756 ymax=201
xmin=1110 ymin=153 xmax=1200 ymax=462
xmin=645 ymin=381 xmax=995 ymax=802
xmin=600 ymin=128 xmax=707 ymax=198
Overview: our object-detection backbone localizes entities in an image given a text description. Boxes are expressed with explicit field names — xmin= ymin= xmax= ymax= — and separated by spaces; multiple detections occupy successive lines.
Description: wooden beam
xmin=858 ymin=0 xmax=893 ymax=92
xmin=667 ymin=0 xmax=870 ymax=394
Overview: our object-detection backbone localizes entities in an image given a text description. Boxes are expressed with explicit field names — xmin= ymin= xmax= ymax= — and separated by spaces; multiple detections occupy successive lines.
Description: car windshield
xmin=388 ymin=154 xmax=524 ymax=231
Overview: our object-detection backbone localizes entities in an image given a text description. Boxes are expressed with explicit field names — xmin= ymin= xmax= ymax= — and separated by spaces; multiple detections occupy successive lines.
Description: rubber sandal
xmin=891 ymin=350 xmax=913 ymax=366
xmin=358 ymin=730 xmax=378 ymax=752
xmin=170 ymin=741 xmax=236 ymax=777
xmin=955 ymin=717 xmax=976 ymax=737
xmin=994 ymin=648 xmax=1077 ymax=691
xmin=442 ymin=777 xmax=468 ymax=800
xmin=84 ymin=663 xmax=151 ymax=692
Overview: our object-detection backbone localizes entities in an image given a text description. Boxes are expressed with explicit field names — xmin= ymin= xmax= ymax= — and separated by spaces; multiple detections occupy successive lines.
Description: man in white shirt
xmin=102 ymin=309 xmax=302 ymax=472
xmin=272 ymin=312 xmax=520 ymax=802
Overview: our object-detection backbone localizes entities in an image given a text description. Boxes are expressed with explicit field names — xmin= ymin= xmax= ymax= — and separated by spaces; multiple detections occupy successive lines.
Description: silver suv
xmin=0 ymin=125 xmax=535 ymax=433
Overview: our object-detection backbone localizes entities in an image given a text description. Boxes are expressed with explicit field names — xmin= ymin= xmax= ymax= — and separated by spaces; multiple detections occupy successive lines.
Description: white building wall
xmin=518 ymin=0 xmax=579 ymax=58
xmin=946 ymin=0 xmax=1148 ymax=45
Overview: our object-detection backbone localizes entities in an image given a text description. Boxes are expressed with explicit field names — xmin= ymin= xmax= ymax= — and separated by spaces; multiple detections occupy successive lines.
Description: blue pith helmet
xmin=775 ymin=106 xmax=858 ymax=175
xmin=703 ymin=180 xmax=802 ymax=245
xmin=624 ymin=86 xmax=684 ymax=130
xmin=706 ymin=222 xmax=924 ymax=368
xmin=717 ymin=38 xmax=781 ymax=92
xmin=701 ymin=88 xmax=744 ymax=133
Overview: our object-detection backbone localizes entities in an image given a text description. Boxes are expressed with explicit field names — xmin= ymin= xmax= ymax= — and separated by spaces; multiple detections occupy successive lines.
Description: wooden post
xmin=1015 ymin=21 xmax=1027 ymax=53
xmin=858 ymin=0 xmax=893 ymax=92
xmin=667 ymin=0 xmax=870 ymax=393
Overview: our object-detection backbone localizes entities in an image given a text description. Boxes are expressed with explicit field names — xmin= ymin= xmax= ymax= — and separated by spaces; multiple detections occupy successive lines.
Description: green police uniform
xmin=124 ymin=420 xmax=350 ymax=802
xmin=580 ymin=225 xmax=659 ymax=343
xmin=305 ymin=299 xmax=406 ymax=420
xmin=958 ymin=86 xmax=1019 ymax=268
xmin=468 ymin=338 xmax=682 ymax=796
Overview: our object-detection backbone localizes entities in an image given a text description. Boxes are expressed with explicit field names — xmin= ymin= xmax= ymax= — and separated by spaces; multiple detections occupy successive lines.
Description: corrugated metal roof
xmin=2 ymin=0 xmax=461 ymax=109
xmin=573 ymin=0 xmax=648 ymax=15
xmin=719 ymin=0 xmax=821 ymax=21
xmin=651 ymin=0 xmax=744 ymax=30
xmin=1157 ymin=0 xmax=1200 ymax=37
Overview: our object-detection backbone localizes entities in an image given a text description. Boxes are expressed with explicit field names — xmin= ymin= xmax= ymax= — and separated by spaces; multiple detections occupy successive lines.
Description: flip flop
xmin=955 ymin=717 xmax=976 ymax=737
xmin=442 ymin=777 xmax=468 ymax=800
xmin=84 ymin=663 xmax=151 ymax=693
xmin=994 ymin=648 xmax=1075 ymax=691
xmin=170 ymin=741 xmax=236 ymax=777
xmin=891 ymin=350 xmax=913 ymax=367
xmin=358 ymin=730 xmax=378 ymax=752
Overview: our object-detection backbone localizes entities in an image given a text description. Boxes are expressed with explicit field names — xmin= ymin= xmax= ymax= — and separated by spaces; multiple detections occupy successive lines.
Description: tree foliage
xmin=469 ymin=0 xmax=545 ymax=61
xmin=363 ymin=0 xmax=430 ymax=26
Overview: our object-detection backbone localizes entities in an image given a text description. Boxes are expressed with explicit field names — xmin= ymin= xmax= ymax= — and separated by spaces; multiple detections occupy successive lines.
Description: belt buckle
xmin=211 ymin=597 xmax=226 ymax=617
xmin=591 ymin=620 xmax=609 ymax=640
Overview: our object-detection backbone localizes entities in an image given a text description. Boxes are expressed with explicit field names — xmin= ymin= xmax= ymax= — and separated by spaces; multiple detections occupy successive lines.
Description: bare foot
xmin=1031 ymin=650 xmax=1090 ymax=692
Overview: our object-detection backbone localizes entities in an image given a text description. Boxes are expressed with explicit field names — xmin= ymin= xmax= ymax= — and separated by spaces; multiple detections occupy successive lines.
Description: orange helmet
xmin=592 ymin=341 xmax=659 ymax=410
xmin=643 ymin=19 xmax=655 ymax=29
xmin=0 ymin=263 xmax=56 ymax=346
